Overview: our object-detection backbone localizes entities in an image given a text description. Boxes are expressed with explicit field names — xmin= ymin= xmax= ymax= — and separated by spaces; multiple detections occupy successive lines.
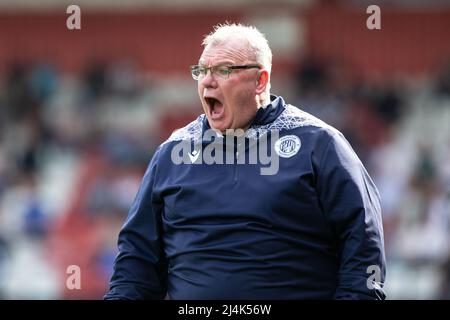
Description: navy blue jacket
xmin=105 ymin=95 xmax=386 ymax=300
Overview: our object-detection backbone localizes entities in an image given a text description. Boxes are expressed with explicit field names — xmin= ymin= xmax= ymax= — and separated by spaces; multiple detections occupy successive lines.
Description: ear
xmin=255 ymin=69 xmax=269 ymax=95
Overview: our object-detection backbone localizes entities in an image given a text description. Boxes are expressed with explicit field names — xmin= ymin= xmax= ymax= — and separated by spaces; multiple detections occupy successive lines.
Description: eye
xmin=192 ymin=68 xmax=200 ymax=77
xmin=214 ymin=66 xmax=230 ymax=77
xmin=191 ymin=66 xmax=207 ymax=80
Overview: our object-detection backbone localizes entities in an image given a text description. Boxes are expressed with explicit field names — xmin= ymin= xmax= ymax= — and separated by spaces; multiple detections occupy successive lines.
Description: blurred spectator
xmin=295 ymin=57 xmax=329 ymax=94
xmin=372 ymin=86 xmax=404 ymax=126
xmin=29 ymin=63 xmax=58 ymax=106
xmin=4 ymin=63 xmax=34 ymax=122
xmin=0 ymin=235 xmax=9 ymax=299
xmin=107 ymin=60 xmax=142 ymax=99
xmin=81 ymin=61 xmax=108 ymax=104
xmin=435 ymin=62 xmax=450 ymax=97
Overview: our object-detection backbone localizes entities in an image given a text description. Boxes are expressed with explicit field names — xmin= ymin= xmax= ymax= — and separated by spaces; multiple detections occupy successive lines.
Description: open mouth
xmin=205 ymin=97 xmax=224 ymax=119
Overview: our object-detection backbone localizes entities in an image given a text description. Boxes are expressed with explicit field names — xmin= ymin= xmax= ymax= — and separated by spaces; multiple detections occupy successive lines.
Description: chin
xmin=207 ymin=119 xmax=227 ymax=132
xmin=211 ymin=125 xmax=227 ymax=133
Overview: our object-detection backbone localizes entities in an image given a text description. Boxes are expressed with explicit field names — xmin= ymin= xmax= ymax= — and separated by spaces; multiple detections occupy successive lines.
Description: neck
xmin=257 ymin=91 xmax=271 ymax=107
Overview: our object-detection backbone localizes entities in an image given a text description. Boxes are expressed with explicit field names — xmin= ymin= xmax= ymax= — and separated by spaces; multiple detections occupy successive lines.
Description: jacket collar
xmin=251 ymin=95 xmax=286 ymax=126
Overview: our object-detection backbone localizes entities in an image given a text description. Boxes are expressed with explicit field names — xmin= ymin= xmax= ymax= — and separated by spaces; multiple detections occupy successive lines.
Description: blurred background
xmin=0 ymin=0 xmax=449 ymax=299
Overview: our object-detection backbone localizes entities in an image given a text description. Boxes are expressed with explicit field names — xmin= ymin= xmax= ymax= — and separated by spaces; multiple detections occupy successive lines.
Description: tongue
xmin=211 ymin=101 xmax=224 ymax=118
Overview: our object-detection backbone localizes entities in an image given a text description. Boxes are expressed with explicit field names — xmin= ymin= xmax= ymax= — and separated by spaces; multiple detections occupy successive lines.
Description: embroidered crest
xmin=274 ymin=135 xmax=301 ymax=158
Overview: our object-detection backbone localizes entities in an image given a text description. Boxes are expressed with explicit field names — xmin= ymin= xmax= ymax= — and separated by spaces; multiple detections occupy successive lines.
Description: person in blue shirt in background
xmin=105 ymin=22 xmax=386 ymax=300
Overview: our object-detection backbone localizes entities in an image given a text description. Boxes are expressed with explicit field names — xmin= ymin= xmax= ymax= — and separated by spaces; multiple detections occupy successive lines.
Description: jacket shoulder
xmin=274 ymin=104 xmax=337 ymax=131
xmin=246 ymin=104 xmax=339 ymax=139
xmin=161 ymin=114 xmax=205 ymax=146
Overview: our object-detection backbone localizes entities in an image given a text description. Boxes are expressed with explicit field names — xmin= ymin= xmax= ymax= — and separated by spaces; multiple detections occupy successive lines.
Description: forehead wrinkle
xmin=200 ymin=43 xmax=254 ymax=66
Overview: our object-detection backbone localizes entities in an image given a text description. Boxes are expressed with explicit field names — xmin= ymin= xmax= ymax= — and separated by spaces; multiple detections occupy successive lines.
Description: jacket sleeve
xmin=316 ymin=131 xmax=386 ymax=300
xmin=104 ymin=148 xmax=168 ymax=300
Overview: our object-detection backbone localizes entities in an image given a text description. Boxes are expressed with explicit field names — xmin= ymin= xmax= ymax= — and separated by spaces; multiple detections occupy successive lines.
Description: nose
xmin=199 ymin=69 xmax=218 ymax=88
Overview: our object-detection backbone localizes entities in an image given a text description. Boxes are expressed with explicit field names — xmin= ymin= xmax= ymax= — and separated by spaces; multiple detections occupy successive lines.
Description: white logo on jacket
xmin=274 ymin=135 xmax=301 ymax=158
xmin=188 ymin=147 xmax=201 ymax=163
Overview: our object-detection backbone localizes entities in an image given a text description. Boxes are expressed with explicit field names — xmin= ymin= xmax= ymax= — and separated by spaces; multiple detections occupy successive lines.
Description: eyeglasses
xmin=190 ymin=64 xmax=260 ymax=80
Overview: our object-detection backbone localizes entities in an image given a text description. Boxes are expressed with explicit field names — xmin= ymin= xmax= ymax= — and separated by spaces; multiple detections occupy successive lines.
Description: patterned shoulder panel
xmin=245 ymin=104 xmax=336 ymax=139
xmin=163 ymin=114 xmax=205 ymax=145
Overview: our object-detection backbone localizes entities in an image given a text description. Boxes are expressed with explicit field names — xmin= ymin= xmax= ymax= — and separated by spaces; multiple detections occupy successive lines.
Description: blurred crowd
xmin=0 ymin=55 xmax=449 ymax=299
